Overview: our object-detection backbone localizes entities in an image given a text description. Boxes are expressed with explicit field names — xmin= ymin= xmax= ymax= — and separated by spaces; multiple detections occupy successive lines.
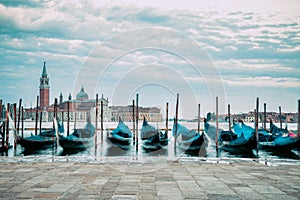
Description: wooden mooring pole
xmin=298 ymin=99 xmax=300 ymax=137
xmin=263 ymin=103 xmax=266 ymax=130
xmin=6 ymin=103 xmax=10 ymax=150
xmin=279 ymin=106 xmax=282 ymax=129
xmin=39 ymin=110 xmax=42 ymax=134
xmin=54 ymin=98 xmax=58 ymax=120
xmin=74 ymin=113 xmax=77 ymax=129
xmin=35 ymin=96 xmax=39 ymax=135
xmin=0 ymin=99 xmax=2 ymax=120
xmin=174 ymin=94 xmax=179 ymax=151
xmin=21 ymin=106 xmax=24 ymax=138
xmin=13 ymin=103 xmax=17 ymax=131
xmin=135 ymin=94 xmax=139 ymax=151
xmin=2 ymin=100 xmax=5 ymax=147
xmin=2 ymin=121 xmax=5 ymax=149
xmin=13 ymin=103 xmax=17 ymax=149
xmin=100 ymin=99 xmax=103 ymax=143
xmin=197 ymin=103 xmax=201 ymax=134
xmin=132 ymin=100 xmax=135 ymax=145
xmin=166 ymin=102 xmax=169 ymax=138
xmin=95 ymin=94 xmax=98 ymax=145
xmin=17 ymin=99 xmax=22 ymax=132
xmin=53 ymin=98 xmax=57 ymax=132
xmin=228 ymin=104 xmax=231 ymax=132
xmin=255 ymin=97 xmax=259 ymax=150
xmin=215 ymin=97 xmax=219 ymax=146
xmin=67 ymin=100 xmax=70 ymax=136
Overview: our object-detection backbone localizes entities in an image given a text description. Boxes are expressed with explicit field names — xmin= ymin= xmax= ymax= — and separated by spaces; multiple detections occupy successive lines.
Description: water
xmin=2 ymin=121 xmax=300 ymax=161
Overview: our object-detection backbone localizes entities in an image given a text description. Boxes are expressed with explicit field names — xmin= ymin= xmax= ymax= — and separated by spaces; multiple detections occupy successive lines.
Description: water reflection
xmin=105 ymin=145 xmax=133 ymax=156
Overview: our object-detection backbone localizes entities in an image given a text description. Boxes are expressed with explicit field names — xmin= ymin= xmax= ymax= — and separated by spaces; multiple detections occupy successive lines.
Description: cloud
xmin=0 ymin=0 xmax=300 ymax=116
xmin=0 ymin=0 xmax=44 ymax=8
xmin=224 ymin=76 xmax=300 ymax=88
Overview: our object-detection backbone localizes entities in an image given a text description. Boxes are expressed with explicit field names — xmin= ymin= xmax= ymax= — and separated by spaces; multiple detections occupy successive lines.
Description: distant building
xmin=24 ymin=62 xmax=162 ymax=122
xmin=110 ymin=106 xmax=162 ymax=122
xmin=39 ymin=62 xmax=50 ymax=110
xmin=46 ymin=87 xmax=110 ymax=122
xmin=90 ymin=95 xmax=110 ymax=122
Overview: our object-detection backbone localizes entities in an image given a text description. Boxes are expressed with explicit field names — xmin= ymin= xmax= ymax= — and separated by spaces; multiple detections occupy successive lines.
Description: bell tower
xmin=39 ymin=61 xmax=50 ymax=109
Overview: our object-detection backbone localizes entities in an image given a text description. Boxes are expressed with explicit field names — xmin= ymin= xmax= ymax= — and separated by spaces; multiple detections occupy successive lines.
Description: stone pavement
xmin=0 ymin=157 xmax=299 ymax=199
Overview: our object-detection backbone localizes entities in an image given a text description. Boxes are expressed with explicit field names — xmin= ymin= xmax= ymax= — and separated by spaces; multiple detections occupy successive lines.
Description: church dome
xmin=76 ymin=86 xmax=89 ymax=101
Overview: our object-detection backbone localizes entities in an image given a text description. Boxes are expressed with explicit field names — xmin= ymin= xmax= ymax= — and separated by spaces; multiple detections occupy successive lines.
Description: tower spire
xmin=42 ymin=61 xmax=48 ymax=78
xmin=40 ymin=61 xmax=50 ymax=109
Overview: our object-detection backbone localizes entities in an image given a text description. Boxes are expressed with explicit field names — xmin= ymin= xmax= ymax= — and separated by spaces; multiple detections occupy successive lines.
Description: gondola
xmin=256 ymin=121 xmax=299 ymax=150
xmin=258 ymin=129 xmax=298 ymax=150
xmin=204 ymin=118 xmax=256 ymax=152
xmin=17 ymin=120 xmax=64 ymax=151
xmin=0 ymin=122 xmax=12 ymax=152
xmin=107 ymin=118 xmax=132 ymax=146
xmin=173 ymin=122 xmax=204 ymax=151
xmin=141 ymin=117 xmax=167 ymax=151
xmin=58 ymin=121 xmax=95 ymax=150
xmin=269 ymin=120 xmax=297 ymax=137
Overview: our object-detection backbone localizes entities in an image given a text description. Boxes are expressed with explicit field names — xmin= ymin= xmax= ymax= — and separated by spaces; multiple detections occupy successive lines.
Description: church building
xmin=39 ymin=62 xmax=50 ymax=110
xmin=25 ymin=62 xmax=162 ymax=122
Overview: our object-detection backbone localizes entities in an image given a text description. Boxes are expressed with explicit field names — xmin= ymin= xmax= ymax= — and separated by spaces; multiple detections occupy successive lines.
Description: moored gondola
xmin=204 ymin=117 xmax=256 ymax=152
xmin=107 ymin=118 xmax=132 ymax=147
xmin=58 ymin=121 xmax=95 ymax=150
xmin=141 ymin=117 xmax=167 ymax=151
xmin=173 ymin=122 xmax=204 ymax=151
xmin=17 ymin=120 xmax=64 ymax=151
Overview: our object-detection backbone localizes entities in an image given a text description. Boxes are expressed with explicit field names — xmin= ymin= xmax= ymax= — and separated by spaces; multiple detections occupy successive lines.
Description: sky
xmin=0 ymin=0 xmax=299 ymax=119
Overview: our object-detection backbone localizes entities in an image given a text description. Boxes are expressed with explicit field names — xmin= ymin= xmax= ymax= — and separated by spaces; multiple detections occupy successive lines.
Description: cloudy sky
xmin=0 ymin=0 xmax=299 ymax=118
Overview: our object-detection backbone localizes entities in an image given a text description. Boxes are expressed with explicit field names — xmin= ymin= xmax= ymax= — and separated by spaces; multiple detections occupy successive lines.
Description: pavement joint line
xmin=0 ymin=158 xmax=299 ymax=199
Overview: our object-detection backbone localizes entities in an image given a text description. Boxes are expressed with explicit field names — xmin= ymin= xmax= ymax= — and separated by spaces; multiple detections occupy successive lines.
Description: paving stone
xmin=158 ymin=195 xmax=184 ymax=200
xmin=58 ymin=192 xmax=80 ymax=199
xmin=111 ymin=194 xmax=136 ymax=199
xmin=92 ymin=178 xmax=108 ymax=185
xmin=231 ymin=186 xmax=256 ymax=194
xmin=0 ymin=158 xmax=299 ymax=200
xmin=17 ymin=191 xmax=41 ymax=198
xmin=138 ymin=193 xmax=159 ymax=200
xmin=181 ymin=190 xmax=207 ymax=198
xmin=262 ymin=194 xmax=298 ymax=200
xmin=249 ymin=184 xmax=286 ymax=194
xmin=207 ymin=194 xmax=242 ymax=200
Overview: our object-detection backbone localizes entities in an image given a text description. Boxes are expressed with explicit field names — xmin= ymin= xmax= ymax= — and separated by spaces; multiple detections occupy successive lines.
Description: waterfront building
xmin=110 ymin=105 xmax=162 ymax=122
xmin=24 ymin=62 xmax=162 ymax=122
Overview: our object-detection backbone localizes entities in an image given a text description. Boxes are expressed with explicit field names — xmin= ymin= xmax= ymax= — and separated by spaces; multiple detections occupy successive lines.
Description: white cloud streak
xmin=0 ymin=0 xmax=299 ymax=115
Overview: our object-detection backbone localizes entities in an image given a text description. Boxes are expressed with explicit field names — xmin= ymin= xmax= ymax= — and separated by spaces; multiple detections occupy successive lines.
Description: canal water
xmin=3 ymin=121 xmax=300 ymax=160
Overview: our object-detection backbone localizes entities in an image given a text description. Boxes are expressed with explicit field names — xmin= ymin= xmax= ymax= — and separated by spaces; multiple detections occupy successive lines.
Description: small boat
xmin=258 ymin=130 xmax=298 ymax=150
xmin=204 ymin=118 xmax=256 ymax=151
xmin=17 ymin=120 xmax=64 ymax=151
xmin=107 ymin=118 xmax=132 ymax=146
xmin=232 ymin=122 xmax=256 ymax=142
xmin=141 ymin=118 xmax=166 ymax=150
xmin=269 ymin=120 xmax=298 ymax=137
xmin=258 ymin=127 xmax=299 ymax=150
xmin=17 ymin=133 xmax=55 ymax=150
xmin=58 ymin=121 xmax=95 ymax=150
xmin=0 ymin=122 xmax=12 ymax=152
xmin=228 ymin=122 xmax=256 ymax=150
xmin=204 ymin=118 xmax=222 ymax=140
xmin=234 ymin=120 xmax=299 ymax=150
xmin=159 ymin=131 xmax=168 ymax=146
xmin=0 ymin=136 xmax=12 ymax=152
xmin=173 ymin=122 xmax=204 ymax=151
